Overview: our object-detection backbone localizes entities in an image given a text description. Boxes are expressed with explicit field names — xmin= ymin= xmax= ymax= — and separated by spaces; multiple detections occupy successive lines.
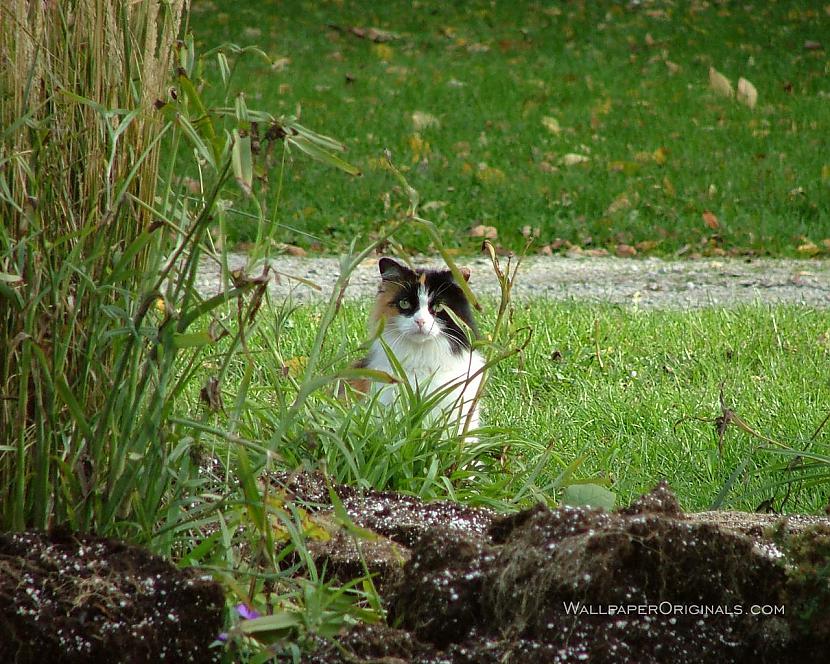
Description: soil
xmin=6 ymin=477 xmax=830 ymax=663
xmin=268 ymin=475 xmax=830 ymax=664
xmin=197 ymin=254 xmax=830 ymax=308
xmin=0 ymin=528 xmax=224 ymax=664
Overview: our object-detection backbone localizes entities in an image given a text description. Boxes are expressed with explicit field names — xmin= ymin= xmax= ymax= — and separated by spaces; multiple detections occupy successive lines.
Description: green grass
xmin=196 ymin=297 xmax=830 ymax=514
xmin=190 ymin=0 xmax=830 ymax=257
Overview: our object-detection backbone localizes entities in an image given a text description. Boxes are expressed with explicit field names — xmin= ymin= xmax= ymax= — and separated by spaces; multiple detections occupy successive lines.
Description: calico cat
xmin=356 ymin=257 xmax=484 ymax=434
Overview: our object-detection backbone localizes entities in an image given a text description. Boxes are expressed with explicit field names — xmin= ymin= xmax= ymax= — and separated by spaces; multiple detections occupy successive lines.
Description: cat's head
xmin=372 ymin=257 xmax=478 ymax=354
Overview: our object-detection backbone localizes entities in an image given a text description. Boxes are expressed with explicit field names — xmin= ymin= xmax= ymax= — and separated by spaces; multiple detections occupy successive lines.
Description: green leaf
xmin=335 ymin=367 xmax=399 ymax=384
xmin=562 ymin=483 xmax=616 ymax=510
xmin=158 ymin=105 xmax=216 ymax=170
xmin=238 ymin=612 xmax=303 ymax=636
xmin=286 ymin=134 xmax=361 ymax=176
xmin=172 ymin=331 xmax=214 ymax=348
xmin=289 ymin=123 xmax=348 ymax=153
xmin=231 ymin=129 xmax=253 ymax=196
xmin=55 ymin=375 xmax=94 ymax=444
xmin=216 ymin=52 xmax=231 ymax=87
xmin=176 ymin=72 xmax=222 ymax=164
xmin=105 ymin=231 xmax=152 ymax=284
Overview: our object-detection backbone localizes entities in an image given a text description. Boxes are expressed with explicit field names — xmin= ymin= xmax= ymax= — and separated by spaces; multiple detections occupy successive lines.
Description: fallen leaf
xmin=615 ymin=243 xmax=637 ymax=257
xmin=635 ymin=240 xmax=661 ymax=252
xmin=652 ymin=146 xmax=668 ymax=165
xmin=350 ymin=26 xmax=399 ymax=42
xmin=593 ymin=98 xmax=612 ymax=116
xmin=282 ymin=356 xmax=308 ymax=378
xmin=412 ymin=111 xmax=440 ymax=130
xmin=798 ymin=241 xmax=821 ymax=256
xmin=541 ymin=116 xmax=561 ymax=134
xmin=409 ymin=133 xmax=430 ymax=162
xmin=702 ymin=211 xmax=720 ymax=230
xmin=823 ymin=239 xmax=830 ymax=250
xmin=466 ymin=42 xmax=491 ymax=53
xmin=281 ymin=243 xmax=307 ymax=257
xmin=662 ymin=176 xmax=676 ymax=197
xmin=521 ymin=225 xmax=541 ymax=238
xmin=821 ymin=165 xmax=830 ymax=181
xmin=605 ymin=193 xmax=632 ymax=215
xmin=561 ymin=153 xmax=590 ymax=166
xmin=452 ymin=140 xmax=471 ymax=158
xmin=665 ymin=60 xmax=680 ymax=75
xmin=476 ymin=164 xmax=506 ymax=184
xmin=469 ymin=224 xmax=498 ymax=239
xmin=372 ymin=43 xmax=394 ymax=60
xmin=709 ymin=66 xmax=734 ymax=98
xmin=804 ymin=40 xmax=823 ymax=50
xmin=737 ymin=77 xmax=758 ymax=109
xmin=608 ymin=160 xmax=640 ymax=175
xmin=585 ymin=248 xmax=610 ymax=257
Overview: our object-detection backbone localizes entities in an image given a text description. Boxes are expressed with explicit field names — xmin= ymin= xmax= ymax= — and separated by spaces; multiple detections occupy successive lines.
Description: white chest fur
xmin=365 ymin=332 xmax=484 ymax=434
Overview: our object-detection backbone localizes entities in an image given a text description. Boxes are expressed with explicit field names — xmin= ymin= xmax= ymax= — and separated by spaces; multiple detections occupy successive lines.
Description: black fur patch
xmin=378 ymin=258 xmax=478 ymax=354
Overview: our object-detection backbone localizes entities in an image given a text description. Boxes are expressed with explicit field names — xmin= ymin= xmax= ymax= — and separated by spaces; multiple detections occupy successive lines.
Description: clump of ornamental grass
xmin=0 ymin=0 xmax=189 ymax=533
xmin=0 ymin=0 xmax=362 ymax=540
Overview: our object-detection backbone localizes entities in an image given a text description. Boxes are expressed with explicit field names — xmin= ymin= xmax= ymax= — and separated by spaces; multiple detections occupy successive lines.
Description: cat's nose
xmin=414 ymin=317 xmax=426 ymax=329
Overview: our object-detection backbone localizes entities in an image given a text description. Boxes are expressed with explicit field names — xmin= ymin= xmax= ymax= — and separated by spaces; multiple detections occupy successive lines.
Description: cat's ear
xmin=378 ymin=257 xmax=413 ymax=282
xmin=459 ymin=267 xmax=471 ymax=282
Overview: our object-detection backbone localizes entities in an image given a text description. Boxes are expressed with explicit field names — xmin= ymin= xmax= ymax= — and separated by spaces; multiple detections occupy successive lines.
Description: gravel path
xmin=197 ymin=254 xmax=830 ymax=308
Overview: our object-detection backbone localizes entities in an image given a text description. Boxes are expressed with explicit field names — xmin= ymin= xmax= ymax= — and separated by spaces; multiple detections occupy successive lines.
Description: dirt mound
xmin=268 ymin=471 xmax=497 ymax=596
xmin=5 ymin=478 xmax=830 ymax=663
xmin=274 ymin=470 xmax=496 ymax=547
xmin=306 ymin=481 xmax=830 ymax=664
xmin=0 ymin=528 xmax=224 ymax=664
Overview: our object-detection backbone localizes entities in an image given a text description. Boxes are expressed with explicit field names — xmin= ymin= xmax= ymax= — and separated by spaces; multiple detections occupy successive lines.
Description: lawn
xmin=204 ymin=296 xmax=830 ymax=514
xmin=190 ymin=0 xmax=830 ymax=257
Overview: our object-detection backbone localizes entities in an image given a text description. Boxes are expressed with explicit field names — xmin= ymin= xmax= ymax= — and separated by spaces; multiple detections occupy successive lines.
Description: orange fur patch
xmin=370 ymin=287 xmax=401 ymax=335
xmin=347 ymin=377 xmax=370 ymax=395
xmin=338 ymin=358 xmax=371 ymax=400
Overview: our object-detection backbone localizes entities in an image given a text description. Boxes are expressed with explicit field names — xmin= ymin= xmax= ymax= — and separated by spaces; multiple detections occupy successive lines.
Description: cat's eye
xmin=398 ymin=299 xmax=411 ymax=310
xmin=432 ymin=302 xmax=445 ymax=313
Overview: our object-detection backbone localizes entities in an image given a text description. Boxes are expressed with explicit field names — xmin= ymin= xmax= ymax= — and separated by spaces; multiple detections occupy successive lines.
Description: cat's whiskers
xmin=430 ymin=282 xmax=452 ymax=302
